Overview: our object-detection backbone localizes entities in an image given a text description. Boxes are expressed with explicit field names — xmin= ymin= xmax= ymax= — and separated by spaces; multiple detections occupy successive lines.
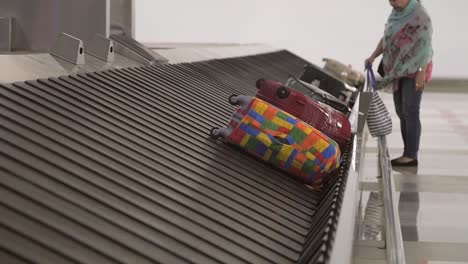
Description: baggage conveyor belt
xmin=0 ymin=50 xmax=353 ymax=264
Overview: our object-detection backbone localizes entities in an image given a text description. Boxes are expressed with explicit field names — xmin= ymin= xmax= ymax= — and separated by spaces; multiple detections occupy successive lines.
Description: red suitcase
xmin=255 ymin=79 xmax=351 ymax=150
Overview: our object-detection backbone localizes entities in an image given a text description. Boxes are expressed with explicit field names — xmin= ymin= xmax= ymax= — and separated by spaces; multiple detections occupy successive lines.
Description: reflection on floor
xmin=355 ymin=90 xmax=468 ymax=264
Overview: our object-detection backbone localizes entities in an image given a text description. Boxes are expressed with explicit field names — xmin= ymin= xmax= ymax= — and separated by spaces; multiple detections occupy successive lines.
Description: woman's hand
xmin=415 ymin=70 xmax=425 ymax=91
xmin=364 ymin=56 xmax=375 ymax=68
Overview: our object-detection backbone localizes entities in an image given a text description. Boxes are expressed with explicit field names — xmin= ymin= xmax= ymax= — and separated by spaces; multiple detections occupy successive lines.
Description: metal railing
xmin=328 ymin=93 xmax=366 ymax=264
xmin=378 ymin=136 xmax=406 ymax=264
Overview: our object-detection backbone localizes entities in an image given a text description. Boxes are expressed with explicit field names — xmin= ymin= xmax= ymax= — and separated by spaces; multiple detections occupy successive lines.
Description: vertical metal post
xmin=0 ymin=17 xmax=11 ymax=51
xmin=378 ymin=136 xmax=406 ymax=264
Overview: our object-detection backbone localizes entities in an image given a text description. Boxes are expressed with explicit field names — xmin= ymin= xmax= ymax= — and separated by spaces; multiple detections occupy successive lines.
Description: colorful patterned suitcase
xmin=255 ymin=79 xmax=352 ymax=151
xmin=210 ymin=95 xmax=341 ymax=186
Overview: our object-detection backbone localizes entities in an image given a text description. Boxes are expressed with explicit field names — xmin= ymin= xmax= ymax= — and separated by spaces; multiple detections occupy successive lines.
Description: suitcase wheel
xmin=276 ymin=86 xmax=290 ymax=99
xmin=210 ymin=127 xmax=221 ymax=138
xmin=210 ymin=126 xmax=233 ymax=138
xmin=255 ymin=78 xmax=265 ymax=89
xmin=228 ymin=94 xmax=238 ymax=105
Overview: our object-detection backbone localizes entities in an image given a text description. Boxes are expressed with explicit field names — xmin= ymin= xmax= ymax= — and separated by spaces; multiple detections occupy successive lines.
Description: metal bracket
xmin=50 ymin=32 xmax=85 ymax=65
xmin=111 ymin=34 xmax=168 ymax=65
xmin=86 ymin=34 xmax=114 ymax=62
xmin=0 ymin=17 xmax=12 ymax=52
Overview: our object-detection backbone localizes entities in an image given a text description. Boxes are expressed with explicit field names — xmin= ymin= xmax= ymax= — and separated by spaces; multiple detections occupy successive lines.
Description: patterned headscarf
xmin=381 ymin=0 xmax=433 ymax=87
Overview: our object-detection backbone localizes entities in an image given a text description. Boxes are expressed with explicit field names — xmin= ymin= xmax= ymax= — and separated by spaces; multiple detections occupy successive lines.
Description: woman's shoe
xmin=391 ymin=158 xmax=418 ymax=167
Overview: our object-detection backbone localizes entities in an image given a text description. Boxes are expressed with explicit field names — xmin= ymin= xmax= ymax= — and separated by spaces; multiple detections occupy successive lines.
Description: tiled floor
xmin=355 ymin=90 xmax=468 ymax=264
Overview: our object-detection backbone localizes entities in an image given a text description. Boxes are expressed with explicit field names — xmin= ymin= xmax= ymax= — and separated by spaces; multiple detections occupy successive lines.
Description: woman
xmin=365 ymin=0 xmax=433 ymax=166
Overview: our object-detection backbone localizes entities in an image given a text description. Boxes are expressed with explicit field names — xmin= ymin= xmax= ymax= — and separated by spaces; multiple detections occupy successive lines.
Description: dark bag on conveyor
xmin=284 ymin=75 xmax=350 ymax=114
xmin=299 ymin=64 xmax=359 ymax=108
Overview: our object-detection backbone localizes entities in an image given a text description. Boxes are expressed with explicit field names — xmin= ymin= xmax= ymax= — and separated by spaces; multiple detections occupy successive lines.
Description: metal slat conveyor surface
xmin=0 ymin=50 xmax=353 ymax=264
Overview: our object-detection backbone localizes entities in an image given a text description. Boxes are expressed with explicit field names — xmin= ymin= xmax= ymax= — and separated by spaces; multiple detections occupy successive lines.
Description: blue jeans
xmin=393 ymin=77 xmax=423 ymax=159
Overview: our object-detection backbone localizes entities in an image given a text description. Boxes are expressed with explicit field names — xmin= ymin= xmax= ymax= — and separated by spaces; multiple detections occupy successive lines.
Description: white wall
xmin=135 ymin=0 xmax=468 ymax=78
